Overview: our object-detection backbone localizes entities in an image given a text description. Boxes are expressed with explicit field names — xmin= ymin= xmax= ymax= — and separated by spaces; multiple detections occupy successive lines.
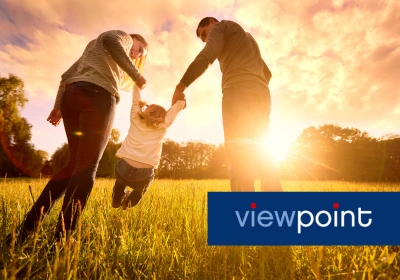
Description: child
xmin=112 ymin=84 xmax=185 ymax=209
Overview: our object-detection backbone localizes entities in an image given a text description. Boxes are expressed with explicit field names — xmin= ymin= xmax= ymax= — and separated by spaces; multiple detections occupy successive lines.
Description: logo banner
xmin=208 ymin=192 xmax=400 ymax=246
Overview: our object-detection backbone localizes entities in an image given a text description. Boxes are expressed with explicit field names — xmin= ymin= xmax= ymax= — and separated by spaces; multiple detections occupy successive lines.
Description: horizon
xmin=1 ymin=0 xmax=399 ymax=159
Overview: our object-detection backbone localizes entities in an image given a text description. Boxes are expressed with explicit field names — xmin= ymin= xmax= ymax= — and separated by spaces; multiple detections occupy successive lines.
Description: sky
xmin=0 ymin=0 xmax=399 ymax=160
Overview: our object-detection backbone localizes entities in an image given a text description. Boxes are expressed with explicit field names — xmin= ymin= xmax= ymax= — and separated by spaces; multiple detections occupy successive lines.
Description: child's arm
xmin=164 ymin=100 xmax=186 ymax=127
xmin=130 ymin=84 xmax=141 ymax=119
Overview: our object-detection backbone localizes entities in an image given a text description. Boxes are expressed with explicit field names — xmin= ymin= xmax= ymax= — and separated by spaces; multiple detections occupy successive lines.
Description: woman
xmin=8 ymin=30 xmax=149 ymax=244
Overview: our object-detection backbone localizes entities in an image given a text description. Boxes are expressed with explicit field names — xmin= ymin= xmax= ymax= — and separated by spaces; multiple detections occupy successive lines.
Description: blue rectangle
xmin=208 ymin=192 xmax=400 ymax=246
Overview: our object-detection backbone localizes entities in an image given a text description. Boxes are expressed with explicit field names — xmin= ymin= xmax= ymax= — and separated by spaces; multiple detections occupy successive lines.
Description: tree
xmin=158 ymin=139 xmax=183 ymax=178
xmin=379 ymin=136 xmax=400 ymax=181
xmin=208 ymin=144 xmax=229 ymax=178
xmin=41 ymin=160 xmax=53 ymax=176
xmin=0 ymin=74 xmax=46 ymax=177
xmin=51 ymin=129 xmax=122 ymax=177
xmin=97 ymin=129 xmax=121 ymax=177
xmin=51 ymin=143 xmax=70 ymax=173
xmin=157 ymin=139 xmax=229 ymax=179
xmin=180 ymin=141 xmax=217 ymax=178
xmin=283 ymin=124 xmax=387 ymax=181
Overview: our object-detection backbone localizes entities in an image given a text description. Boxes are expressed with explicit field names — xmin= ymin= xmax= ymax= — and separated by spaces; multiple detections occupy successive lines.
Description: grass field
xmin=1 ymin=179 xmax=400 ymax=279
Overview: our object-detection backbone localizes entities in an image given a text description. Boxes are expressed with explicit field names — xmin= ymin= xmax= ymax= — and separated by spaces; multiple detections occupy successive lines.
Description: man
xmin=172 ymin=17 xmax=282 ymax=192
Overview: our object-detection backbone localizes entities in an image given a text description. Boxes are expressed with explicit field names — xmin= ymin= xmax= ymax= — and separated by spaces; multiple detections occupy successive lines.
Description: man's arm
xmin=172 ymin=23 xmax=225 ymax=106
xmin=179 ymin=56 xmax=209 ymax=89
xmin=165 ymin=100 xmax=186 ymax=127
xmin=172 ymin=82 xmax=187 ymax=108
xmin=172 ymin=55 xmax=209 ymax=106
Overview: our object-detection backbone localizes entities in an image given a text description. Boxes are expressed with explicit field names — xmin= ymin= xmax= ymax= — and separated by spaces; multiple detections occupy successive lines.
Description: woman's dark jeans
xmin=112 ymin=159 xmax=154 ymax=208
xmin=222 ymin=82 xmax=282 ymax=192
xmin=22 ymin=82 xmax=116 ymax=239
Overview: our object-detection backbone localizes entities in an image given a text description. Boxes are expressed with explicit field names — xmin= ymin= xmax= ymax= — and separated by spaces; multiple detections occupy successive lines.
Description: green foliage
xmin=1 ymin=179 xmax=400 ymax=279
xmin=48 ymin=124 xmax=400 ymax=182
xmin=157 ymin=140 xmax=228 ymax=179
xmin=40 ymin=160 xmax=53 ymax=176
xmin=50 ymin=138 xmax=229 ymax=179
xmin=0 ymin=74 xmax=46 ymax=177
xmin=51 ymin=129 xmax=122 ymax=177
xmin=279 ymin=124 xmax=400 ymax=182
xmin=51 ymin=143 xmax=70 ymax=173
xmin=96 ymin=140 xmax=121 ymax=177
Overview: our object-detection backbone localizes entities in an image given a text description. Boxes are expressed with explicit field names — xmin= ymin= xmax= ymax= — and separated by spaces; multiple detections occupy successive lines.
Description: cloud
xmin=0 ymin=0 xmax=399 ymax=155
xmin=240 ymin=0 xmax=400 ymax=135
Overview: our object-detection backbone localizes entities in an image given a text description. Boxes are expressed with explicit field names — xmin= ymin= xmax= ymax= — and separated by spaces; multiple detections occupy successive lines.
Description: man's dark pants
xmin=222 ymin=82 xmax=282 ymax=192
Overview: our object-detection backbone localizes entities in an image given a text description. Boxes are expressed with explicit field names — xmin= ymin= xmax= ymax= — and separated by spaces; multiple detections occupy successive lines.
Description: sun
xmin=264 ymin=133 xmax=291 ymax=163
xmin=262 ymin=121 xmax=301 ymax=163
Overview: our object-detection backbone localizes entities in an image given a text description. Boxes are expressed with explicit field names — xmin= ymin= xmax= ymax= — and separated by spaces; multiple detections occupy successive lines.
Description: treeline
xmin=46 ymin=124 xmax=400 ymax=182
xmin=279 ymin=124 xmax=400 ymax=181
xmin=1 ymin=74 xmax=400 ymax=181
xmin=49 ymin=137 xmax=229 ymax=179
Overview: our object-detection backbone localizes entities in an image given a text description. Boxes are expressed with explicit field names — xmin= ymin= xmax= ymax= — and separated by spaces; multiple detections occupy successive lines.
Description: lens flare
xmin=264 ymin=135 xmax=290 ymax=163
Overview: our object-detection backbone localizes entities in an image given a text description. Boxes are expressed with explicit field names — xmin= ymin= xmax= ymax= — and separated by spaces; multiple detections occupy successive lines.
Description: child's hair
xmin=137 ymin=100 xmax=167 ymax=127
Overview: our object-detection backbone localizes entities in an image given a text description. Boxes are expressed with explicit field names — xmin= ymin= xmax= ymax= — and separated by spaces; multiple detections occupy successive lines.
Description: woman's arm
xmin=130 ymin=84 xmax=142 ymax=120
xmin=53 ymin=56 xmax=82 ymax=109
xmin=101 ymin=30 xmax=142 ymax=82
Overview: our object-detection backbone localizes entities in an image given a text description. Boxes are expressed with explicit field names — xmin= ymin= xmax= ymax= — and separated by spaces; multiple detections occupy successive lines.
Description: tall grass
xmin=1 ymin=179 xmax=399 ymax=279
